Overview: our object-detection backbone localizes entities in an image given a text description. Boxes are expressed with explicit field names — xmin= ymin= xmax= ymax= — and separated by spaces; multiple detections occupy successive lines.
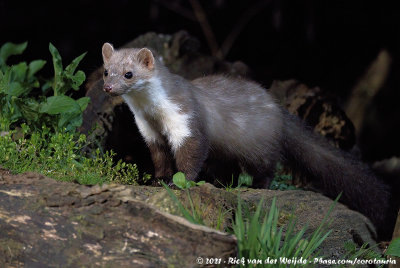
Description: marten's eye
xmin=104 ymin=69 xmax=108 ymax=76
xmin=124 ymin=72 xmax=133 ymax=79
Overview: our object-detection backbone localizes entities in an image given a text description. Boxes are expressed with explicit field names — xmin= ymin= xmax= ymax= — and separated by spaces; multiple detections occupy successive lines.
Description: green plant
xmin=161 ymin=172 xmax=205 ymax=225
xmin=0 ymin=125 xmax=150 ymax=185
xmin=337 ymin=237 xmax=400 ymax=267
xmin=270 ymin=163 xmax=297 ymax=190
xmin=217 ymin=172 xmax=253 ymax=192
xmin=172 ymin=171 xmax=205 ymax=189
xmin=238 ymin=172 xmax=253 ymax=187
xmin=0 ymin=42 xmax=89 ymax=132
xmin=387 ymin=237 xmax=400 ymax=257
xmin=0 ymin=41 xmax=151 ymax=186
xmin=232 ymin=196 xmax=337 ymax=267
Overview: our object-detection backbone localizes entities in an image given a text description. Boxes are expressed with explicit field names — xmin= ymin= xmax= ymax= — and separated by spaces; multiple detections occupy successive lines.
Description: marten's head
xmin=102 ymin=43 xmax=155 ymax=96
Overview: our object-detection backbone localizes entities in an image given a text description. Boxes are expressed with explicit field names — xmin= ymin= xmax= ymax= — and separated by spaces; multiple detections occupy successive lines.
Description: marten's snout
xmin=103 ymin=84 xmax=112 ymax=93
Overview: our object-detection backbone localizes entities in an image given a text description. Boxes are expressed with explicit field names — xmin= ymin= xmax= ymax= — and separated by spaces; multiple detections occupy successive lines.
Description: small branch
xmin=188 ymin=0 xmax=221 ymax=59
xmin=219 ymin=0 xmax=271 ymax=59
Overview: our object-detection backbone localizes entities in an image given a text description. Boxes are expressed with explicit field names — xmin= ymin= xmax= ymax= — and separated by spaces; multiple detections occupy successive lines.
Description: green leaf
xmin=186 ymin=180 xmax=197 ymax=188
xmin=20 ymin=99 xmax=40 ymax=122
xmin=173 ymin=172 xmax=187 ymax=189
xmin=386 ymin=237 xmax=400 ymax=257
xmin=76 ymin=97 xmax=90 ymax=111
xmin=0 ymin=68 xmax=11 ymax=94
xmin=49 ymin=43 xmax=63 ymax=95
xmin=65 ymin=52 xmax=86 ymax=76
xmin=40 ymin=95 xmax=81 ymax=115
xmin=58 ymin=112 xmax=82 ymax=131
xmin=68 ymin=70 xmax=86 ymax=90
xmin=10 ymin=62 xmax=28 ymax=82
xmin=238 ymin=172 xmax=253 ymax=187
xmin=8 ymin=82 xmax=30 ymax=97
xmin=0 ymin=42 xmax=28 ymax=67
xmin=41 ymin=80 xmax=52 ymax=94
xmin=28 ymin=60 xmax=46 ymax=79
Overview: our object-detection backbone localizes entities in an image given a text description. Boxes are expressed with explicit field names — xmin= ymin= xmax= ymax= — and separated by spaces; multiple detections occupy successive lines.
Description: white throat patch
xmin=122 ymin=77 xmax=191 ymax=153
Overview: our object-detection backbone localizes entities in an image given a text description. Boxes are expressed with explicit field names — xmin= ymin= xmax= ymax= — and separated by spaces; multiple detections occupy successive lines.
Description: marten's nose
xmin=104 ymin=84 xmax=112 ymax=93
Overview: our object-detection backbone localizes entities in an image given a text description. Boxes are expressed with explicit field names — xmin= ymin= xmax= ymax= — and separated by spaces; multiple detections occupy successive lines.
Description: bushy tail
xmin=281 ymin=111 xmax=395 ymax=239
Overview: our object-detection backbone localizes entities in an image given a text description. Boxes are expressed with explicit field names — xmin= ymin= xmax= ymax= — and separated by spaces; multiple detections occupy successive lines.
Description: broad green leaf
xmin=8 ymin=82 xmax=30 ymax=97
xmin=76 ymin=97 xmax=90 ymax=111
xmin=58 ymin=112 xmax=82 ymax=131
xmin=40 ymin=95 xmax=81 ymax=115
xmin=173 ymin=172 xmax=187 ymax=189
xmin=0 ymin=42 xmax=28 ymax=67
xmin=386 ymin=237 xmax=400 ymax=257
xmin=65 ymin=52 xmax=87 ymax=76
xmin=10 ymin=62 xmax=28 ymax=82
xmin=28 ymin=60 xmax=46 ymax=79
xmin=20 ymin=99 xmax=40 ymax=122
xmin=186 ymin=180 xmax=196 ymax=188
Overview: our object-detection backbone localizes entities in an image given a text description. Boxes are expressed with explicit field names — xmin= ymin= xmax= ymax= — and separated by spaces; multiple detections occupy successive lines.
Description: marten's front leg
xmin=148 ymin=142 xmax=174 ymax=182
xmin=174 ymin=135 xmax=209 ymax=182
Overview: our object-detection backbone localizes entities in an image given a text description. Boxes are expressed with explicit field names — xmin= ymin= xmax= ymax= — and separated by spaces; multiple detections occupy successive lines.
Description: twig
xmin=188 ymin=0 xmax=221 ymax=59
xmin=218 ymin=0 xmax=272 ymax=59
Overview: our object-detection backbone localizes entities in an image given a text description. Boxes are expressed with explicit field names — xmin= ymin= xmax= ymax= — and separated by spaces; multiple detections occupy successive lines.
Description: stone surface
xmin=0 ymin=168 xmax=379 ymax=267
xmin=0 ymin=168 xmax=236 ymax=267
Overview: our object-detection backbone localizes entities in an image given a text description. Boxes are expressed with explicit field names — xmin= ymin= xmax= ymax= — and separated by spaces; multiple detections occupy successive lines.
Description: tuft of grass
xmin=217 ymin=172 xmax=253 ymax=192
xmin=0 ymin=124 xmax=150 ymax=185
xmin=232 ymin=195 xmax=338 ymax=267
xmin=161 ymin=172 xmax=205 ymax=225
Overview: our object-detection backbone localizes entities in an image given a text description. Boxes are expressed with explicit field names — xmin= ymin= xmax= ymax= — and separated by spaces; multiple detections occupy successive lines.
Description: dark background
xmin=1 ymin=0 xmax=399 ymax=162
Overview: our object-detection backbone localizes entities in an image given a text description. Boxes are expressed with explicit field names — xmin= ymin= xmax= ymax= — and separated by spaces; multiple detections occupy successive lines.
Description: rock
xmin=239 ymin=189 xmax=378 ymax=259
xmin=0 ymin=169 xmax=379 ymax=266
xmin=0 ymin=168 xmax=236 ymax=267
xmin=149 ymin=184 xmax=379 ymax=259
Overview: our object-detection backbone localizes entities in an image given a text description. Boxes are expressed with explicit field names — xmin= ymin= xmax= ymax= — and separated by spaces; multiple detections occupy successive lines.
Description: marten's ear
xmin=137 ymin=48 xmax=155 ymax=70
xmin=102 ymin=43 xmax=114 ymax=62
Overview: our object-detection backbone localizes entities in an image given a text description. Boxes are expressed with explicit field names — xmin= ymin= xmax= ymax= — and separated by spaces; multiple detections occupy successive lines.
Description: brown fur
xmin=147 ymin=142 xmax=174 ymax=179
